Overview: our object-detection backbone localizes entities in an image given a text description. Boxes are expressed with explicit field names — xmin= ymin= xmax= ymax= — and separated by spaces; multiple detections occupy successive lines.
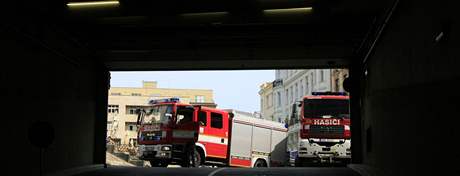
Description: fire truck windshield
xmin=303 ymin=99 xmax=349 ymax=119
xmin=142 ymin=105 xmax=173 ymax=124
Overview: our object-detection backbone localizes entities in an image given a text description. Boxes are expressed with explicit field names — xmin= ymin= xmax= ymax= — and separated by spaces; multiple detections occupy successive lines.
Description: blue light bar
xmin=312 ymin=92 xmax=347 ymax=96
xmin=148 ymin=97 xmax=180 ymax=104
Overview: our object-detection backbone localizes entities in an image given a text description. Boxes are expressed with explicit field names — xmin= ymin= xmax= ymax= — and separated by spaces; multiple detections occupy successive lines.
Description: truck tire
xmin=181 ymin=144 xmax=200 ymax=167
xmin=254 ymin=159 xmax=267 ymax=167
xmin=295 ymin=157 xmax=317 ymax=167
xmin=193 ymin=150 xmax=202 ymax=167
xmin=150 ymin=160 xmax=168 ymax=167
xmin=294 ymin=157 xmax=302 ymax=167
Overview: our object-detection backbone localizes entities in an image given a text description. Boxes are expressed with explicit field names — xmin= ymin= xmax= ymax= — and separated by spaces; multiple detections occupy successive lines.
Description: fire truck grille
xmin=309 ymin=125 xmax=344 ymax=136
xmin=143 ymin=131 xmax=162 ymax=140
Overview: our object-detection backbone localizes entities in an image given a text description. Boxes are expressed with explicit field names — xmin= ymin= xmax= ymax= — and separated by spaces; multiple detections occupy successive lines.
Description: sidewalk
xmin=106 ymin=152 xmax=136 ymax=167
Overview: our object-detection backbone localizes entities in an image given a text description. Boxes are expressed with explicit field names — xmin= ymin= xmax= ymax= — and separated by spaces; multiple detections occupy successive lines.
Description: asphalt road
xmin=76 ymin=166 xmax=361 ymax=176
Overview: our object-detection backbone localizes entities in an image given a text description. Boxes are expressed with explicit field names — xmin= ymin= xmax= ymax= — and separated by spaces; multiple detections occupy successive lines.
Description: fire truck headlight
xmin=304 ymin=124 xmax=310 ymax=130
xmin=344 ymin=125 xmax=350 ymax=130
xmin=161 ymin=146 xmax=171 ymax=151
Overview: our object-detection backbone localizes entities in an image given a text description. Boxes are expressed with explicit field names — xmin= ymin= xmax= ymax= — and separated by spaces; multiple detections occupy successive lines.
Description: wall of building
xmin=361 ymin=0 xmax=459 ymax=175
xmin=1 ymin=24 xmax=107 ymax=174
xmin=109 ymin=87 xmax=213 ymax=103
xmin=107 ymin=84 xmax=215 ymax=144
xmin=259 ymin=82 xmax=275 ymax=121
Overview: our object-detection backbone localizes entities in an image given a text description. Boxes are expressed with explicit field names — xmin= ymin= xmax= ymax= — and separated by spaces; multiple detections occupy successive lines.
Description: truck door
xmin=174 ymin=105 xmax=198 ymax=141
xmin=202 ymin=110 xmax=229 ymax=159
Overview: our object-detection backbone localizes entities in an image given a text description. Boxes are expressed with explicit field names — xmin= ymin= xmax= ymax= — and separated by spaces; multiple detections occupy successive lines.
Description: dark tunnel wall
xmin=1 ymin=25 xmax=108 ymax=175
xmin=361 ymin=0 xmax=460 ymax=175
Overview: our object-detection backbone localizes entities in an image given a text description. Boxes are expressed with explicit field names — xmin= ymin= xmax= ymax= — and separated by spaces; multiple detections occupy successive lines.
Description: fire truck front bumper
xmin=137 ymin=144 xmax=172 ymax=160
xmin=298 ymin=139 xmax=351 ymax=161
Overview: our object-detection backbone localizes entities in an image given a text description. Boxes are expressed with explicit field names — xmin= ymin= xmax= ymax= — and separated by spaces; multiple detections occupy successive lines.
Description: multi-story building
xmin=107 ymin=81 xmax=216 ymax=146
xmin=259 ymin=82 xmax=275 ymax=121
xmin=260 ymin=69 xmax=348 ymax=124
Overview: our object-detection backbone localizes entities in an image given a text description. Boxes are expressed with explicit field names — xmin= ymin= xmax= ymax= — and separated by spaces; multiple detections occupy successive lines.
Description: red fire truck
xmin=136 ymin=98 xmax=287 ymax=167
xmin=287 ymin=92 xmax=351 ymax=166
xmin=136 ymin=98 xmax=199 ymax=167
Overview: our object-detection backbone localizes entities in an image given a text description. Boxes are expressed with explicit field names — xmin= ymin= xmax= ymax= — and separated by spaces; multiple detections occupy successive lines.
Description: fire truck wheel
xmin=294 ymin=157 xmax=305 ymax=167
xmin=193 ymin=150 xmax=202 ymax=167
xmin=254 ymin=159 xmax=267 ymax=167
xmin=180 ymin=147 xmax=200 ymax=167
xmin=150 ymin=160 xmax=168 ymax=167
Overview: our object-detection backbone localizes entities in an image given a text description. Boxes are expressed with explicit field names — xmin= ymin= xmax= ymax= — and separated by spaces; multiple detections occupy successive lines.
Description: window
xmin=108 ymin=105 xmax=119 ymax=114
xmin=195 ymin=95 xmax=205 ymax=103
xmin=125 ymin=122 xmax=137 ymax=131
xmin=126 ymin=106 xmax=143 ymax=115
xmin=198 ymin=111 xmax=207 ymax=126
xmin=111 ymin=92 xmax=121 ymax=96
xmin=176 ymin=106 xmax=194 ymax=124
xmin=305 ymin=76 xmax=309 ymax=94
xmin=300 ymin=80 xmax=304 ymax=97
xmin=285 ymin=90 xmax=289 ymax=105
xmin=294 ymin=83 xmax=298 ymax=101
xmin=335 ymin=78 xmax=340 ymax=92
xmin=311 ymin=72 xmax=314 ymax=85
xmin=211 ymin=112 xmax=223 ymax=129
xmin=277 ymin=92 xmax=281 ymax=106
xmin=131 ymin=93 xmax=141 ymax=96
xmin=320 ymin=70 xmax=324 ymax=82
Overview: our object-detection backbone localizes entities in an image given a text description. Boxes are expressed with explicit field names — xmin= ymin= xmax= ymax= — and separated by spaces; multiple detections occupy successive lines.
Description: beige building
xmin=259 ymin=82 xmax=275 ymax=121
xmin=107 ymin=81 xmax=216 ymax=145
xmin=331 ymin=69 xmax=349 ymax=92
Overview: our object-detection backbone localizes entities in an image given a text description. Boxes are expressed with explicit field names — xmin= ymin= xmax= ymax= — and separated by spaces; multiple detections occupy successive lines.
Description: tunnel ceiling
xmin=7 ymin=0 xmax=388 ymax=70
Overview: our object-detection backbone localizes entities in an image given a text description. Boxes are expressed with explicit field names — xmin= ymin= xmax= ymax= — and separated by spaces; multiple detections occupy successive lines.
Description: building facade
xmin=107 ymin=81 xmax=216 ymax=145
xmin=259 ymin=82 xmax=275 ymax=121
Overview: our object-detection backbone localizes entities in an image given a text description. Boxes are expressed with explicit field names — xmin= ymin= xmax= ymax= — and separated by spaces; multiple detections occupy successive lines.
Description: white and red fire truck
xmin=197 ymin=108 xmax=287 ymax=167
xmin=287 ymin=92 xmax=351 ymax=166
xmin=136 ymin=98 xmax=287 ymax=167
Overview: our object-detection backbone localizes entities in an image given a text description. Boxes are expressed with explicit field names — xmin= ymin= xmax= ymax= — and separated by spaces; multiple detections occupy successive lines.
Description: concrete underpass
xmin=2 ymin=0 xmax=459 ymax=175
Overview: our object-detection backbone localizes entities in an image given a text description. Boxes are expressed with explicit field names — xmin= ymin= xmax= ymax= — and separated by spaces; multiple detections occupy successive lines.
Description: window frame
xmin=210 ymin=112 xmax=223 ymax=129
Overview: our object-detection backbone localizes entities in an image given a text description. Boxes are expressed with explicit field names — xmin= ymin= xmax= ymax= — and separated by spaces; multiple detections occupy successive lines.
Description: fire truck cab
xmin=288 ymin=92 xmax=351 ymax=166
xmin=136 ymin=98 xmax=199 ymax=167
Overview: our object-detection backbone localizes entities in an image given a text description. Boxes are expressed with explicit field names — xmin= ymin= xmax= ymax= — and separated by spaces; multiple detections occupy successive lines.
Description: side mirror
xmin=343 ymin=77 xmax=350 ymax=92
xmin=165 ymin=113 xmax=172 ymax=119
xmin=177 ymin=115 xmax=184 ymax=121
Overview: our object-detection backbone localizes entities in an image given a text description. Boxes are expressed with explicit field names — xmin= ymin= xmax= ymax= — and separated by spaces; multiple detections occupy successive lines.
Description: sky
xmin=110 ymin=70 xmax=275 ymax=112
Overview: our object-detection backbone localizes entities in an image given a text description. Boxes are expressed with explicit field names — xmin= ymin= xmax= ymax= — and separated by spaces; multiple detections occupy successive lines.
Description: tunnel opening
xmin=7 ymin=0 xmax=459 ymax=175
xmin=104 ymin=69 xmax=353 ymax=169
